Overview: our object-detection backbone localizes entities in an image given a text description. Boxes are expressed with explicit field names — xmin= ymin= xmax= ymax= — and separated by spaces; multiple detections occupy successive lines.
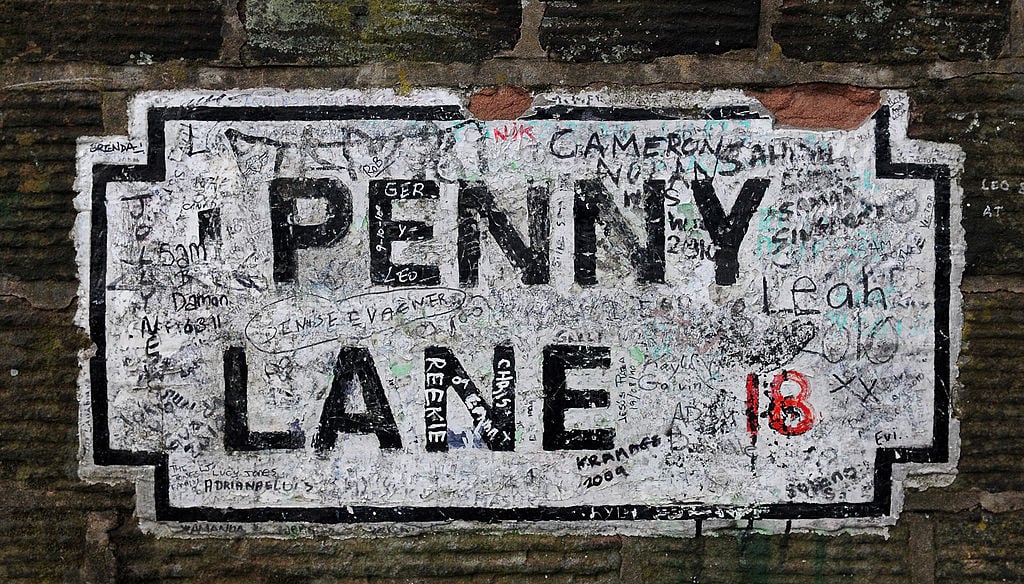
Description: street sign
xmin=76 ymin=89 xmax=962 ymax=535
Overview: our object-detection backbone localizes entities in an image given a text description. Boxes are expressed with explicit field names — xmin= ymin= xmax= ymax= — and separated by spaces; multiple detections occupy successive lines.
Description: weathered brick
xmin=539 ymin=0 xmax=760 ymax=62
xmin=241 ymin=0 xmax=521 ymax=65
xmin=0 ymin=510 xmax=90 ymax=582
xmin=0 ymin=296 xmax=86 ymax=488
xmin=953 ymin=291 xmax=1024 ymax=490
xmin=620 ymin=537 xmax=704 ymax=582
xmin=104 ymin=530 xmax=624 ymax=583
xmin=0 ymin=90 xmax=102 ymax=283
xmin=618 ymin=528 xmax=916 ymax=584
xmin=775 ymin=0 xmax=1011 ymax=64
xmin=935 ymin=509 xmax=1024 ymax=583
xmin=0 ymin=484 xmax=133 ymax=513
xmin=906 ymin=75 xmax=1024 ymax=276
xmin=0 ymin=0 xmax=223 ymax=64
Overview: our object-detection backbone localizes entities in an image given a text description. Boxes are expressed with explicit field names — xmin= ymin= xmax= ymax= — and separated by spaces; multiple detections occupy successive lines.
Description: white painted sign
xmin=75 ymin=90 xmax=962 ymax=535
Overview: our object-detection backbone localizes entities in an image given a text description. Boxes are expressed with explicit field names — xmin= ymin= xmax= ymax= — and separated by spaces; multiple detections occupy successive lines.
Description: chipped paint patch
xmin=748 ymin=84 xmax=881 ymax=131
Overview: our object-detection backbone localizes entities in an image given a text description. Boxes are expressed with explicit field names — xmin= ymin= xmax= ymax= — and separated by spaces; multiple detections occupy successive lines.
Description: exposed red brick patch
xmin=468 ymin=85 xmax=533 ymax=120
xmin=747 ymin=84 xmax=881 ymax=130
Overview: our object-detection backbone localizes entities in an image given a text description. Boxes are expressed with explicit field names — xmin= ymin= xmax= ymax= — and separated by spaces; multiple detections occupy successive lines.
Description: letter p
xmin=270 ymin=178 xmax=352 ymax=283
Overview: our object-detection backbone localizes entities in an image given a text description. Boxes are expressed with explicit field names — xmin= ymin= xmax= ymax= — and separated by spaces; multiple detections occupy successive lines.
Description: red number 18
xmin=745 ymin=370 xmax=815 ymax=438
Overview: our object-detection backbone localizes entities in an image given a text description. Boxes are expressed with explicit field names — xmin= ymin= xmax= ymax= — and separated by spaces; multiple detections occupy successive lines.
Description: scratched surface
xmin=74 ymin=90 xmax=963 ymax=535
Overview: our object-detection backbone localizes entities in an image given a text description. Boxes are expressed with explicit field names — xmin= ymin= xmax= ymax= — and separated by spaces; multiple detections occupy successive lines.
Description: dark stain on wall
xmin=242 ymin=0 xmax=522 ymax=65
xmin=539 ymin=0 xmax=762 ymax=62
xmin=775 ymin=0 xmax=1011 ymax=64
xmin=0 ymin=0 xmax=223 ymax=64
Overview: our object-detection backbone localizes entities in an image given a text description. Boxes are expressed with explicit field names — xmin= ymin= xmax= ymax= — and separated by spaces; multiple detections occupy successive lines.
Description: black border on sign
xmin=86 ymin=103 xmax=952 ymax=525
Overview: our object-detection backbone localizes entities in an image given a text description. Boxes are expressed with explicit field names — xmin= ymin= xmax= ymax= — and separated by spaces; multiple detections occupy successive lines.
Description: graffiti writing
xmin=75 ymin=90 xmax=961 ymax=535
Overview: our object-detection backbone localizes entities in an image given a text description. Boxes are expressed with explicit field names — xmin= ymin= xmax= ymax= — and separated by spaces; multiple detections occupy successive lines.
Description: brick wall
xmin=2 ymin=0 xmax=1023 ymax=581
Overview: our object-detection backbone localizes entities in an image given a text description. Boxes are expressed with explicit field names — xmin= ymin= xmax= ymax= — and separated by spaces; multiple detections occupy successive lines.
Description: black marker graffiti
xmin=368 ymin=179 xmax=441 ymax=287
xmin=423 ymin=344 xmax=515 ymax=452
